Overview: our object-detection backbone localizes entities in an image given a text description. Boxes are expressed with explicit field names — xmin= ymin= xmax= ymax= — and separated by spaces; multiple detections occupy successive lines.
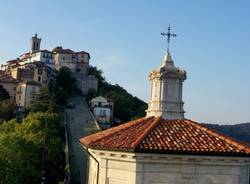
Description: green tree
xmin=86 ymin=88 xmax=97 ymax=104
xmin=0 ymin=85 xmax=10 ymax=101
xmin=30 ymin=87 xmax=57 ymax=113
xmin=0 ymin=100 xmax=15 ymax=121
xmin=0 ymin=112 xmax=65 ymax=184
xmin=56 ymin=67 xmax=77 ymax=96
xmin=88 ymin=66 xmax=105 ymax=84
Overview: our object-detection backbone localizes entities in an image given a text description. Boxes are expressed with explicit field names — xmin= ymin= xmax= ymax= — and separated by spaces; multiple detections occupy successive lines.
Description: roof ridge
xmin=131 ymin=116 xmax=161 ymax=149
xmin=82 ymin=116 xmax=154 ymax=146
xmin=186 ymin=119 xmax=250 ymax=153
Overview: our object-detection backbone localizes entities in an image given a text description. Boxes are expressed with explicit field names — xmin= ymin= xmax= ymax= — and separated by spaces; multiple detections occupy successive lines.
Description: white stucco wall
xmin=30 ymin=52 xmax=54 ymax=68
xmin=86 ymin=149 xmax=250 ymax=184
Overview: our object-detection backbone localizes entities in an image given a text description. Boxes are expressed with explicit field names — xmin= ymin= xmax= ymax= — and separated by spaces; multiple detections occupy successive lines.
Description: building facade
xmin=15 ymin=81 xmax=41 ymax=108
xmin=91 ymin=96 xmax=113 ymax=128
xmin=86 ymin=149 xmax=249 ymax=184
xmin=53 ymin=46 xmax=98 ymax=93
xmin=0 ymin=34 xmax=98 ymax=105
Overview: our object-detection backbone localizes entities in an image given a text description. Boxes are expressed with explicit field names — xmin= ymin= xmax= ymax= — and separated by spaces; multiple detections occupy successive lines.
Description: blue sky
xmin=0 ymin=0 xmax=249 ymax=124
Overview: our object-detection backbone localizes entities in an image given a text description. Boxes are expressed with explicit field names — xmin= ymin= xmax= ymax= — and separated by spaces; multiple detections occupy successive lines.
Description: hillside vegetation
xmin=88 ymin=66 xmax=148 ymax=122
xmin=204 ymin=123 xmax=250 ymax=145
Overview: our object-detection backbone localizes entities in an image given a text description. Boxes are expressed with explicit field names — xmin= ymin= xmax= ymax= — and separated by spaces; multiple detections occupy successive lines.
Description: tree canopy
xmin=30 ymin=87 xmax=57 ymax=113
xmin=0 ymin=112 xmax=65 ymax=184
xmin=0 ymin=85 xmax=10 ymax=101
xmin=0 ymin=85 xmax=15 ymax=121
xmin=56 ymin=67 xmax=77 ymax=96
xmin=0 ymin=100 xmax=15 ymax=121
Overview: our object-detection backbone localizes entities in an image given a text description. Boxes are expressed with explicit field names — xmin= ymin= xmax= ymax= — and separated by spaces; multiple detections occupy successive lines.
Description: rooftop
xmin=80 ymin=116 xmax=250 ymax=156
xmin=53 ymin=46 xmax=90 ymax=56
xmin=0 ymin=73 xmax=18 ymax=83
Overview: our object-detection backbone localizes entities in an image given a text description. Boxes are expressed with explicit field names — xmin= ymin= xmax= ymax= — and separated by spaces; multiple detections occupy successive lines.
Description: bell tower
xmin=30 ymin=34 xmax=41 ymax=53
xmin=146 ymin=26 xmax=187 ymax=119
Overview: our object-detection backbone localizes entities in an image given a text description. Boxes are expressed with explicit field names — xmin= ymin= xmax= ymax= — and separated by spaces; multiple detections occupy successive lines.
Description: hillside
xmin=204 ymin=122 xmax=250 ymax=145
xmin=88 ymin=66 xmax=148 ymax=122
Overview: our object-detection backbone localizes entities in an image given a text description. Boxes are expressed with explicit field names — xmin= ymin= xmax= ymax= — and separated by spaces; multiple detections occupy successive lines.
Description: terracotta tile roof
xmin=53 ymin=46 xmax=74 ymax=54
xmin=32 ymin=49 xmax=52 ymax=54
xmin=53 ymin=46 xmax=90 ymax=57
xmin=80 ymin=117 xmax=250 ymax=156
xmin=6 ymin=59 xmax=19 ymax=64
xmin=76 ymin=51 xmax=90 ymax=56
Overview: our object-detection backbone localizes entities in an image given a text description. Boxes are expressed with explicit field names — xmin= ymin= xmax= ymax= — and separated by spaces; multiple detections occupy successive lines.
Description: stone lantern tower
xmin=146 ymin=51 xmax=186 ymax=119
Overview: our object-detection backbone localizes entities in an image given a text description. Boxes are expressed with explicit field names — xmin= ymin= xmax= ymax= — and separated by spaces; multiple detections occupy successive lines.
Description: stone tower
xmin=30 ymin=34 xmax=41 ymax=53
xmin=146 ymin=51 xmax=186 ymax=119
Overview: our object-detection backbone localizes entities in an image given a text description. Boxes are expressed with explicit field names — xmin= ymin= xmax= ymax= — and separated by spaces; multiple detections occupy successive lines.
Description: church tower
xmin=146 ymin=26 xmax=187 ymax=119
xmin=30 ymin=34 xmax=41 ymax=53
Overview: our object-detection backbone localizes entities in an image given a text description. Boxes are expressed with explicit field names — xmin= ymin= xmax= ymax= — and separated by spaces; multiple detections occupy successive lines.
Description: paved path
xmin=65 ymin=97 xmax=99 ymax=184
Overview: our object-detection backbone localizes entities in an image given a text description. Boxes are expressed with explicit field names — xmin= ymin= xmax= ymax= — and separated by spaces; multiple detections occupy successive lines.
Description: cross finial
xmin=161 ymin=24 xmax=177 ymax=52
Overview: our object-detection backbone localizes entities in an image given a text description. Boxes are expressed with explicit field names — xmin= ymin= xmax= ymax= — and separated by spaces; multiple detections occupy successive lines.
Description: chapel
xmin=80 ymin=27 xmax=250 ymax=184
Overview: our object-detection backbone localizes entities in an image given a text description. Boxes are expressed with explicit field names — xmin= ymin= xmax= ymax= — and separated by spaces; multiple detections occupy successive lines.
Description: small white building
xmin=80 ymin=45 xmax=250 ymax=183
xmin=91 ymin=96 xmax=113 ymax=128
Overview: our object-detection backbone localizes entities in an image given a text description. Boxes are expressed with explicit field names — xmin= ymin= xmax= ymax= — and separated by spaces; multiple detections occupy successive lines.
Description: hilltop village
xmin=0 ymin=34 xmax=97 ymax=109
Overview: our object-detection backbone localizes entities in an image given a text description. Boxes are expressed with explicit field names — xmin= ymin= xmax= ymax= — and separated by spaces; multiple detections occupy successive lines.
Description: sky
xmin=0 ymin=0 xmax=249 ymax=124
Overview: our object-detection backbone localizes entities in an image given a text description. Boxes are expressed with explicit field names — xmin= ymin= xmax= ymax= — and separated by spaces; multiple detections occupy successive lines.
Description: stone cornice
xmin=89 ymin=148 xmax=250 ymax=166
xmin=149 ymin=68 xmax=186 ymax=81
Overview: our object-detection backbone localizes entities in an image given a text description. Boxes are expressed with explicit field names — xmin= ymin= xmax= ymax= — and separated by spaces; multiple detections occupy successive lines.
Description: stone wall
xmin=86 ymin=149 xmax=250 ymax=184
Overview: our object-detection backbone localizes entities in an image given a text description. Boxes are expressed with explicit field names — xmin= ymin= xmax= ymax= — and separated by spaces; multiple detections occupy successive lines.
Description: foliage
xmin=86 ymin=88 xmax=97 ymax=104
xmin=0 ymin=112 xmax=65 ymax=184
xmin=30 ymin=87 xmax=58 ymax=113
xmin=0 ymin=100 xmax=15 ymax=121
xmin=30 ymin=67 xmax=79 ymax=112
xmin=88 ymin=66 xmax=105 ymax=84
xmin=0 ymin=84 xmax=10 ymax=101
xmin=54 ymin=88 xmax=68 ymax=107
xmin=0 ymin=85 xmax=14 ymax=121
xmin=204 ymin=123 xmax=250 ymax=145
xmin=56 ymin=67 xmax=77 ymax=97
xmin=88 ymin=66 xmax=148 ymax=122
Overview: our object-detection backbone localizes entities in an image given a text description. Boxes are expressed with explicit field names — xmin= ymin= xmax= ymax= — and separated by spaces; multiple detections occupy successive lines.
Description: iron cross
xmin=161 ymin=25 xmax=177 ymax=51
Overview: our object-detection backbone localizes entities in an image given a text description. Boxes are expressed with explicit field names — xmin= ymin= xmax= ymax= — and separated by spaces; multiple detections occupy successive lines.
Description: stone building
xmin=80 ymin=48 xmax=250 ymax=183
xmin=53 ymin=46 xmax=98 ymax=94
xmin=1 ymin=34 xmax=98 ymax=95
xmin=0 ymin=61 xmax=55 ymax=108
xmin=15 ymin=81 xmax=41 ymax=108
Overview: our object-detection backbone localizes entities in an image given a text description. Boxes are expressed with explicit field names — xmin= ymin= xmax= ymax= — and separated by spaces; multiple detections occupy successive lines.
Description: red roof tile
xmin=80 ymin=117 xmax=250 ymax=156
xmin=53 ymin=47 xmax=74 ymax=54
